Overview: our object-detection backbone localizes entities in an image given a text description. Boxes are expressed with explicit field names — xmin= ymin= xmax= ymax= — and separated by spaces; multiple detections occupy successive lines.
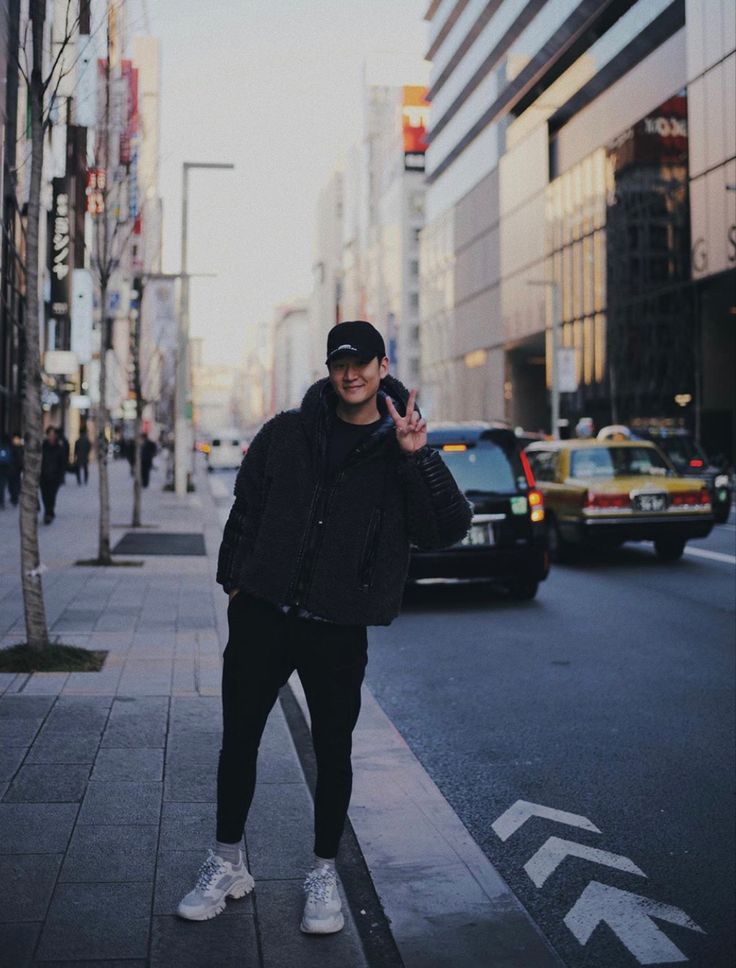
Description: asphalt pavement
xmin=365 ymin=506 xmax=735 ymax=968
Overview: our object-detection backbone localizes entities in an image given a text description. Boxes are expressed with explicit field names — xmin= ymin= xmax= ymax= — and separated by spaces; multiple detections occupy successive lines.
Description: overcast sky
xmin=134 ymin=0 xmax=428 ymax=364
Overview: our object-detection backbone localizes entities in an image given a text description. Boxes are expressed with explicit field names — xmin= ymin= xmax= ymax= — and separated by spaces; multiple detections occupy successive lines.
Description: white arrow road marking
xmin=524 ymin=836 xmax=647 ymax=888
xmin=564 ymin=881 xmax=705 ymax=965
xmin=492 ymin=799 xmax=601 ymax=842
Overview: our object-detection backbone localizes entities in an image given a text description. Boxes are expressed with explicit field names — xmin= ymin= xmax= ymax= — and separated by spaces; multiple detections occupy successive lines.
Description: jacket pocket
xmin=358 ymin=508 xmax=383 ymax=589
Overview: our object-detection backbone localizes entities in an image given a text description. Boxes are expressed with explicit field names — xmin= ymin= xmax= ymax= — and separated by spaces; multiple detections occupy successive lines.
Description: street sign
xmin=558 ymin=347 xmax=578 ymax=392
xmin=71 ymin=269 xmax=94 ymax=364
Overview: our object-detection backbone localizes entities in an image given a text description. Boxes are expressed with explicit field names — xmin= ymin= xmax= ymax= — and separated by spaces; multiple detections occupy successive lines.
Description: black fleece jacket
xmin=216 ymin=373 xmax=472 ymax=626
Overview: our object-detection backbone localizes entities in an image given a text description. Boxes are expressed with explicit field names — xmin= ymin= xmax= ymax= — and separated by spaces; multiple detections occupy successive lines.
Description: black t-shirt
xmin=325 ymin=412 xmax=382 ymax=480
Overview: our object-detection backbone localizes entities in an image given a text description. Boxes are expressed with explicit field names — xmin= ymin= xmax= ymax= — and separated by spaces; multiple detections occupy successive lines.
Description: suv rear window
xmin=436 ymin=442 xmax=517 ymax=494
xmin=571 ymin=446 xmax=670 ymax=478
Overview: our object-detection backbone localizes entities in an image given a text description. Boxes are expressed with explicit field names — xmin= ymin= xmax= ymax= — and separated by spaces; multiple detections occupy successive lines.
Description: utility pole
xmin=175 ymin=161 xmax=234 ymax=496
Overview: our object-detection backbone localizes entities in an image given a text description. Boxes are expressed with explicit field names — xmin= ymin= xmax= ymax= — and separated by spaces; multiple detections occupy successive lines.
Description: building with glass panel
xmin=421 ymin=0 xmax=735 ymax=460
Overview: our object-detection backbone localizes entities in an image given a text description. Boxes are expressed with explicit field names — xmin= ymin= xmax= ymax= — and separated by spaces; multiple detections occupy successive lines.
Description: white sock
xmin=313 ymin=854 xmax=336 ymax=870
xmin=215 ymin=840 xmax=242 ymax=866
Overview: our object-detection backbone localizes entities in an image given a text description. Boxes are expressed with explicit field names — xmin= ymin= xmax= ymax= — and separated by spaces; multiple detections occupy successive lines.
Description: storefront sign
xmin=403 ymin=86 xmax=429 ymax=173
xmin=50 ymin=179 xmax=71 ymax=316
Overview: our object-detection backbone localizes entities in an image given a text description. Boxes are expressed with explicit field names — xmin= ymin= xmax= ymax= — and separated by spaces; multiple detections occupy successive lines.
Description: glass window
xmin=436 ymin=441 xmax=518 ymax=494
xmin=571 ymin=446 xmax=670 ymax=478
xmin=528 ymin=449 xmax=556 ymax=482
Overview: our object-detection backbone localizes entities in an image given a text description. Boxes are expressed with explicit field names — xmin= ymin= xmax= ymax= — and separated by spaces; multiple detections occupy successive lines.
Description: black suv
xmin=631 ymin=427 xmax=732 ymax=524
xmin=407 ymin=424 xmax=550 ymax=599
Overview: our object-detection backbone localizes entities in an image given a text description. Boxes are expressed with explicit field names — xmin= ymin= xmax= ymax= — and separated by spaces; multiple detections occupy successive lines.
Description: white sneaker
xmin=177 ymin=848 xmax=255 ymax=921
xmin=300 ymin=864 xmax=344 ymax=934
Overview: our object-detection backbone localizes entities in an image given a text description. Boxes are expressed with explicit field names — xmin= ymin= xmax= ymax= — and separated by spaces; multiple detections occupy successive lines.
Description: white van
xmin=207 ymin=431 xmax=244 ymax=471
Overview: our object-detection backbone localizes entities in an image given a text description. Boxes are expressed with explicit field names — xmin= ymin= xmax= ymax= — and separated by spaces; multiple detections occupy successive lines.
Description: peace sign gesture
xmin=385 ymin=388 xmax=428 ymax=454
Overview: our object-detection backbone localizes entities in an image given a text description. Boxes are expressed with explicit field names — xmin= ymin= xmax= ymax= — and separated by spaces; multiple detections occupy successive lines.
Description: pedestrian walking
xmin=177 ymin=320 xmax=472 ymax=933
xmin=73 ymin=428 xmax=91 ymax=485
xmin=140 ymin=433 xmax=156 ymax=488
xmin=57 ymin=428 xmax=70 ymax=485
xmin=0 ymin=435 xmax=12 ymax=509
xmin=40 ymin=426 xmax=67 ymax=523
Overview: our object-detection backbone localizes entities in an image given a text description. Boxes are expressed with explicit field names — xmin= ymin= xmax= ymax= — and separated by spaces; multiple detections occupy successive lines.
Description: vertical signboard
xmin=402 ymin=86 xmax=429 ymax=172
xmin=50 ymin=178 xmax=71 ymax=318
xmin=71 ymin=268 xmax=94 ymax=364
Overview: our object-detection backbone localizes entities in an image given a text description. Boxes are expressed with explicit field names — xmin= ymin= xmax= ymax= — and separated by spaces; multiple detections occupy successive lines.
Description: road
xmin=212 ymin=465 xmax=734 ymax=966
xmin=367 ymin=511 xmax=735 ymax=968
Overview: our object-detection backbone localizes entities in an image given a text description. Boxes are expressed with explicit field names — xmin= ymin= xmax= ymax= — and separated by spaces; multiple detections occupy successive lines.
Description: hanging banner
xmin=50 ymin=178 xmax=71 ymax=317
xmin=402 ymin=86 xmax=429 ymax=172
xmin=71 ymin=268 xmax=94 ymax=364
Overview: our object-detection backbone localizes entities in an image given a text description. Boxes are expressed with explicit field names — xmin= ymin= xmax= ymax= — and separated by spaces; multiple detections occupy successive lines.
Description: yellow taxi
xmin=524 ymin=438 xmax=714 ymax=561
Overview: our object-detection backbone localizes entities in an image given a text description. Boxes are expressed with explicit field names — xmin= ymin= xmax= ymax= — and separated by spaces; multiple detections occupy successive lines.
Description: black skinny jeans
xmin=217 ymin=590 xmax=368 ymax=859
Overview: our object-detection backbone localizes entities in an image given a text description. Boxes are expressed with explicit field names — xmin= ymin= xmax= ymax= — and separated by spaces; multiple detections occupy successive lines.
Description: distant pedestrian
xmin=57 ymin=428 xmax=70 ymax=486
xmin=177 ymin=320 xmax=471 ymax=933
xmin=40 ymin=426 xmax=67 ymax=523
xmin=0 ymin=435 xmax=12 ymax=509
xmin=141 ymin=434 xmax=157 ymax=488
xmin=73 ymin=428 xmax=92 ymax=485
xmin=8 ymin=433 xmax=23 ymax=505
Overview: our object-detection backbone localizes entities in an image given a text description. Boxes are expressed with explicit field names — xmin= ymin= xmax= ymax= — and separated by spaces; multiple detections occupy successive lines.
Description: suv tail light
xmin=520 ymin=451 xmax=545 ymax=522
xmin=528 ymin=489 xmax=545 ymax=522
xmin=672 ymin=488 xmax=710 ymax=506
xmin=585 ymin=491 xmax=631 ymax=509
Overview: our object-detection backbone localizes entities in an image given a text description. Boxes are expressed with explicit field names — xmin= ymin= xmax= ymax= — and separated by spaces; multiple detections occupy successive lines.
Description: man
xmin=140 ymin=433 xmax=157 ymax=488
xmin=177 ymin=320 xmax=471 ymax=933
xmin=40 ymin=425 xmax=67 ymax=523
xmin=0 ymin=435 xmax=12 ymax=509
xmin=73 ymin=428 xmax=91 ymax=485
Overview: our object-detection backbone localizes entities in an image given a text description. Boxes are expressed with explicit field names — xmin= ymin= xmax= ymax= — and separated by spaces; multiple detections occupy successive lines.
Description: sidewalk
xmin=0 ymin=458 xmax=368 ymax=967
xmin=0 ymin=456 xmax=563 ymax=968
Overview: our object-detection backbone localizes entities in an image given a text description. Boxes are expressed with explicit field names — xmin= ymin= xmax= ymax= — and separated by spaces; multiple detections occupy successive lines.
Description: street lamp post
xmin=176 ymin=161 xmax=235 ymax=496
xmin=528 ymin=278 xmax=561 ymax=439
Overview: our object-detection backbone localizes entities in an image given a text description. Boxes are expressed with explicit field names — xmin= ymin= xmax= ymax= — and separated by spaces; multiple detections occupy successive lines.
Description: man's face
xmin=328 ymin=354 xmax=389 ymax=408
xmin=46 ymin=429 xmax=57 ymax=444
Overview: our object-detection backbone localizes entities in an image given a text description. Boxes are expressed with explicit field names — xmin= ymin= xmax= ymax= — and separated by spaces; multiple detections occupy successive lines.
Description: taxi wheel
xmin=654 ymin=537 xmax=686 ymax=561
xmin=547 ymin=514 xmax=575 ymax=563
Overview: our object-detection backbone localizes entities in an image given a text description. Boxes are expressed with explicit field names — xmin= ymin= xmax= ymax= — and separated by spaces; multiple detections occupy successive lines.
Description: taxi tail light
xmin=585 ymin=491 xmax=630 ymax=509
xmin=688 ymin=458 xmax=705 ymax=468
xmin=528 ymin=489 xmax=545 ymax=522
xmin=672 ymin=488 xmax=710 ymax=506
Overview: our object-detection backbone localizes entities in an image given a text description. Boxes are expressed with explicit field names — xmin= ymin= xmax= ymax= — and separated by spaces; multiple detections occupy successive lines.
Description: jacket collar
xmin=299 ymin=372 xmax=418 ymax=463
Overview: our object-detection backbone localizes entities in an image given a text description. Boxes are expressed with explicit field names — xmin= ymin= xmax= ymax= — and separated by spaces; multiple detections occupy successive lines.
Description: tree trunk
xmin=97 ymin=297 xmax=112 ymax=564
xmin=19 ymin=0 xmax=50 ymax=651
xmin=132 ymin=303 xmax=142 ymax=527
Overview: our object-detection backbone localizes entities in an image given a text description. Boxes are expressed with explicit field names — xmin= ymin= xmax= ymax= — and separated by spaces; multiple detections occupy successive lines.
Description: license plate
xmin=461 ymin=523 xmax=495 ymax=546
xmin=634 ymin=493 xmax=667 ymax=512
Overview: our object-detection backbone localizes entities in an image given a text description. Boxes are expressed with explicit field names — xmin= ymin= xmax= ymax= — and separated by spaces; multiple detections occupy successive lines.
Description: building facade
xmin=421 ymin=0 xmax=735 ymax=458
xmin=272 ymin=300 xmax=311 ymax=412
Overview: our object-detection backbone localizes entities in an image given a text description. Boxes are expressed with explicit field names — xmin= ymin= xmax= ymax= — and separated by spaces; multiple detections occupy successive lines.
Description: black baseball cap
xmin=325 ymin=320 xmax=386 ymax=365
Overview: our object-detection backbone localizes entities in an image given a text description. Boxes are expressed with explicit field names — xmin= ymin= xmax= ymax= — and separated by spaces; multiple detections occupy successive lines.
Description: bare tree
xmin=18 ymin=0 xmax=80 ymax=650
xmin=87 ymin=6 xmax=138 ymax=561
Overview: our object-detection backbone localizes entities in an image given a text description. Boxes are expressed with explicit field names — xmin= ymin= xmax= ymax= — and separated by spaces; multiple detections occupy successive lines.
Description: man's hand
xmin=385 ymin=388 xmax=427 ymax=454
xmin=228 ymin=589 xmax=239 ymax=601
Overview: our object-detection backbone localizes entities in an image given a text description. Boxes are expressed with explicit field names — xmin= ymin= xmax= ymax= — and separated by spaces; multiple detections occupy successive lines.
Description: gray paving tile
xmin=37 ymin=962 xmax=147 ymax=967
xmin=43 ymin=697 xmax=111 ymax=735
xmin=3 ymin=764 xmax=89 ymax=802
xmin=159 ymin=801 xmax=215 ymax=851
xmin=36 ymin=881 xmax=151 ymax=961
xmin=246 ymin=782 xmax=315 ymax=880
xmin=150 ymin=914 xmax=258 ymax=968
xmin=0 ymin=746 xmax=26 ymax=782
xmin=163 ymin=769 xmax=216 ymax=803
xmin=256 ymin=878 xmax=368 ymax=968
xmin=0 ymin=803 xmax=77 ymax=853
xmin=154 ymin=850 xmax=253 ymax=917
xmin=0 ymin=695 xmax=54 ymax=718
xmin=0 ymin=853 xmax=62 ymax=922
xmin=0 ymin=718 xmax=42 ymax=747
xmin=77 ymin=781 xmax=162 ymax=825
xmin=92 ymin=747 xmax=164 ymax=782
xmin=0 ymin=921 xmax=40 ymax=968
xmin=101 ymin=696 xmax=168 ymax=748
xmin=26 ymin=730 xmax=100 ymax=764
xmin=60 ymin=825 xmax=158 ymax=883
